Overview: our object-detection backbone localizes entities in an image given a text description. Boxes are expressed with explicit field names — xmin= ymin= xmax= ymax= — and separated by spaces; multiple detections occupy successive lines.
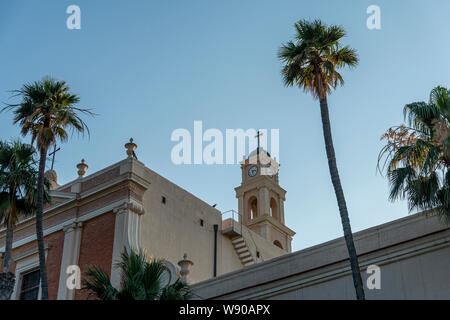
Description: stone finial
xmin=125 ymin=138 xmax=137 ymax=159
xmin=76 ymin=159 xmax=88 ymax=178
xmin=177 ymin=253 xmax=194 ymax=284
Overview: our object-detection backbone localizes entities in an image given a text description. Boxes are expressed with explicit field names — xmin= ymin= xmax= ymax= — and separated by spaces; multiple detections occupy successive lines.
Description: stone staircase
xmin=231 ymin=236 xmax=255 ymax=266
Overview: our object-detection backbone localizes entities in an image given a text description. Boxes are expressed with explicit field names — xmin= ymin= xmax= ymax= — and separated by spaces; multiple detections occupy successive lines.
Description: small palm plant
xmin=2 ymin=76 xmax=93 ymax=299
xmin=82 ymin=250 xmax=192 ymax=300
xmin=0 ymin=140 xmax=49 ymax=300
xmin=378 ymin=86 xmax=450 ymax=222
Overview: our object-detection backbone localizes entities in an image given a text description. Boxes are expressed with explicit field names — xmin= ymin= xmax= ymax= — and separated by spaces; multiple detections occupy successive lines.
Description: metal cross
xmin=255 ymin=130 xmax=264 ymax=154
xmin=49 ymin=144 xmax=61 ymax=171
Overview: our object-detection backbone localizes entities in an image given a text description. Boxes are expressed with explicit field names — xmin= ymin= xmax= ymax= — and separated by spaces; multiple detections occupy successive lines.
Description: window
xmin=11 ymin=247 xmax=46 ymax=300
xmin=248 ymin=196 xmax=258 ymax=220
xmin=19 ymin=269 xmax=40 ymax=300
xmin=162 ymin=196 xmax=166 ymax=204
xmin=200 ymin=219 xmax=204 ymax=227
xmin=270 ymin=198 xmax=278 ymax=220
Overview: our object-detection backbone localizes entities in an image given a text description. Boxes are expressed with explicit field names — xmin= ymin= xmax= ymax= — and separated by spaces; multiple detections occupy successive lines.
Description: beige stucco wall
xmin=241 ymin=225 xmax=286 ymax=263
xmin=138 ymin=166 xmax=291 ymax=284
xmin=217 ymin=236 xmax=243 ymax=279
xmin=139 ymin=168 xmax=224 ymax=283
xmin=192 ymin=211 xmax=450 ymax=299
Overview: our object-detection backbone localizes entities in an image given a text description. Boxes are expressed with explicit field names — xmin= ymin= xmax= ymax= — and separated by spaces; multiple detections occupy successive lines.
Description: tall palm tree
xmin=82 ymin=250 xmax=192 ymax=300
xmin=278 ymin=19 xmax=364 ymax=299
xmin=0 ymin=140 xmax=40 ymax=300
xmin=2 ymin=77 xmax=93 ymax=299
xmin=378 ymin=86 xmax=450 ymax=221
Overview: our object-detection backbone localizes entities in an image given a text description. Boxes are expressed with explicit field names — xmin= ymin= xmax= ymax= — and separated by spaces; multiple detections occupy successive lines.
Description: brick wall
xmin=74 ymin=212 xmax=116 ymax=300
xmin=9 ymin=230 xmax=64 ymax=300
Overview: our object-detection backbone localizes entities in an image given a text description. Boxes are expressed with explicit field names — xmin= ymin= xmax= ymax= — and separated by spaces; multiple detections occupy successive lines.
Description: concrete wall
xmin=139 ymin=166 xmax=289 ymax=284
xmin=241 ymin=225 xmax=286 ymax=263
xmin=192 ymin=211 xmax=450 ymax=299
xmin=139 ymin=167 xmax=240 ymax=283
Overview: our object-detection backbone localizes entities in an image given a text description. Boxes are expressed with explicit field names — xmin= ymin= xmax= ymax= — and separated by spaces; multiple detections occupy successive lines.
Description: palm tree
xmin=2 ymin=77 xmax=93 ymax=299
xmin=82 ymin=250 xmax=191 ymax=300
xmin=378 ymin=86 xmax=450 ymax=222
xmin=278 ymin=19 xmax=364 ymax=299
xmin=0 ymin=140 xmax=40 ymax=300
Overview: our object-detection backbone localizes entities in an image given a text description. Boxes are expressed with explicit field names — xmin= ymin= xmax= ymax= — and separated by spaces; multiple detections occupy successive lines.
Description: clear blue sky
xmin=1 ymin=0 xmax=449 ymax=251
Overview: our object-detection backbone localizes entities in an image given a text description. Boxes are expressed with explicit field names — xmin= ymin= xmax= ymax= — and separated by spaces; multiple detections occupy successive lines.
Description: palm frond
xmin=83 ymin=250 xmax=191 ymax=300
xmin=278 ymin=19 xmax=358 ymax=99
xmin=379 ymin=86 xmax=450 ymax=223
xmin=3 ymin=76 xmax=94 ymax=150
xmin=82 ymin=266 xmax=119 ymax=300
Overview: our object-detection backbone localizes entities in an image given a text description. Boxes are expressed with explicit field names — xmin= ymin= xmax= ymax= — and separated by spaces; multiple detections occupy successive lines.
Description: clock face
xmin=248 ymin=165 xmax=258 ymax=177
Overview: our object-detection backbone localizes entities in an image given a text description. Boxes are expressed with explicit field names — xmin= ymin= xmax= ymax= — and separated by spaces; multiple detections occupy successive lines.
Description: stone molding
xmin=110 ymin=201 xmax=145 ymax=288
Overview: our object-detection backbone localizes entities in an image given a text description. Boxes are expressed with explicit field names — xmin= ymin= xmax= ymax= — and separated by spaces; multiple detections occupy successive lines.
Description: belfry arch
xmin=269 ymin=197 xmax=278 ymax=220
xmin=248 ymin=196 xmax=258 ymax=220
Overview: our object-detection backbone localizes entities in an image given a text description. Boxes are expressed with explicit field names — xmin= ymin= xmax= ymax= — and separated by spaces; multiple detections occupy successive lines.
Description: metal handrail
xmin=221 ymin=209 xmax=242 ymax=235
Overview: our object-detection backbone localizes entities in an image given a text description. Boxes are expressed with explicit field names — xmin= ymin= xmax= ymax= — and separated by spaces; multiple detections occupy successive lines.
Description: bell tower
xmin=235 ymin=147 xmax=295 ymax=252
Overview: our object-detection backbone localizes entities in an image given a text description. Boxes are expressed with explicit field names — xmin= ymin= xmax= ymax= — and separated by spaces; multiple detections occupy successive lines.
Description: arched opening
xmin=269 ymin=198 xmax=278 ymax=220
xmin=273 ymin=240 xmax=283 ymax=249
xmin=248 ymin=196 xmax=258 ymax=220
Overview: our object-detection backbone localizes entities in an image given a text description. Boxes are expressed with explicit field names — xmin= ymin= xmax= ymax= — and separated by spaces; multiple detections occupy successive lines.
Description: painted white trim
xmin=0 ymin=160 xmax=149 ymax=235
xmin=57 ymin=222 xmax=83 ymax=300
xmin=49 ymin=191 xmax=77 ymax=199
xmin=0 ymin=199 xmax=129 ymax=253
xmin=110 ymin=202 xmax=144 ymax=289
xmin=11 ymin=247 xmax=48 ymax=300
xmin=0 ymin=199 xmax=76 ymax=234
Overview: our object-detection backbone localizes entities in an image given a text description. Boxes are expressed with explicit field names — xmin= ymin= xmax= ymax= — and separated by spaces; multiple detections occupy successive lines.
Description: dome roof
xmin=248 ymin=147 xmax=271 ymax=158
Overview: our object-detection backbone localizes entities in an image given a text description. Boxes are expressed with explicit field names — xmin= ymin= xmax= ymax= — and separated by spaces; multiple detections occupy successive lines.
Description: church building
xmin=0 ymin=138 xmax=294 ymax=300
xmin=2 ymin=138 xmax=450 ymax=300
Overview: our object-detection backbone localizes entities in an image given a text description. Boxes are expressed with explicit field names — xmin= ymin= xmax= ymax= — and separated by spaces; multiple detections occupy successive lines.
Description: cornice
xmin=235 ymin=176 xmax=287 ymax=199
xmin=246 ymin=215 xmax=296 ymax=237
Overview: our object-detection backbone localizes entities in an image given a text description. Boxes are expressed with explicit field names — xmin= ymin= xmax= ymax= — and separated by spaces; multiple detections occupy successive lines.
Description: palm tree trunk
xmin=0 ymin=223 xmax=15 ymax=300
xmin=319 ymin=96 xmax=365 ymax=300
xmin=2 ymin=223 xmax=13 ymax=273
xmin=36 ymin=146 xmax=49 ymax=300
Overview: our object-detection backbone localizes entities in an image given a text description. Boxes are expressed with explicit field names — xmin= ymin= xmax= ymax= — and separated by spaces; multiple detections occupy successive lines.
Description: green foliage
xmin=0 ymin=140 xmax=49 ymax=227
xmin=2 ymin=76 xmax=94 ymax=150
xmin=2 ymin=76 xmax=94 ymax=299
xmin=278 ymin=19 xmax=358 ymax=100
xmin=82 ymin=250 xmax=192 ymax=300
xmin=379 ymin=86 xmax=450 ymax=222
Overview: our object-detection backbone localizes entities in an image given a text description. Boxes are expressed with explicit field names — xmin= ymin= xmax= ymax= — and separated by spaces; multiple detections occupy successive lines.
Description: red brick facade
xmin=7 ymin=231 xmax=64 ymax=300
xmin=0 ymin=158 xmax=149 ymax=300
xmin=4 ymin=212 xmax=115 ymax=300
xmin=75 ymin=212 xmax=116 ymax=300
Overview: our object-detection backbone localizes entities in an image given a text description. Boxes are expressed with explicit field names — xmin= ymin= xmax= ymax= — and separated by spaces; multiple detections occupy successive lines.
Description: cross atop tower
xmin=49 ymin=144 xmax=61 ymax=171
xmin=255 ymin=130 xmax=263 ymax=155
